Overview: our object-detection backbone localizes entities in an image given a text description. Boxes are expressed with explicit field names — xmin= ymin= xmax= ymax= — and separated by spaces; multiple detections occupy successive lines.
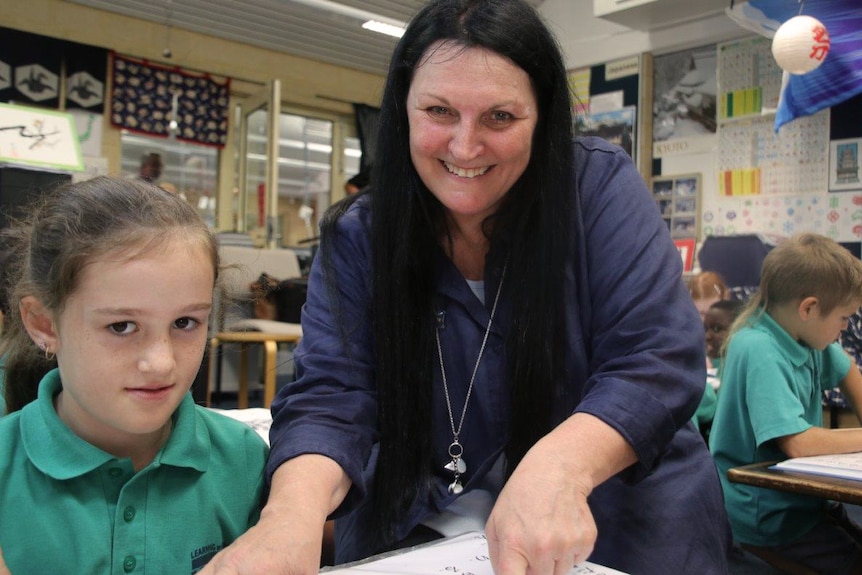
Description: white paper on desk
xmin=771 ymin=452 xmax=862 ymax=481
xmin=323 ymin=531 xmax=628 ymax=575
xmin=208 ymin=407 xmax=273 ymax=445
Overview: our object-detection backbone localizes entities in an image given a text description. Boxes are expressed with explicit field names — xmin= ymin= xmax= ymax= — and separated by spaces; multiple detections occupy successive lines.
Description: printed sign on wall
xmin=0 ymin=102 xmax=83 ymax=172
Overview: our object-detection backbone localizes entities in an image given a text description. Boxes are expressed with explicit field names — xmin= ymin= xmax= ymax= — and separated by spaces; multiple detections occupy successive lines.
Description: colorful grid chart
xmin=717 ymin=37 xmax=783 ymax=120
xmin=720 ymin=87 xmax=762 ymax=120
xmin=716 ymin=35 xmax=829 ymax=197
xmin=719 ymin=168 xmax=761 ymax=196
xmin=717 ymin=111 xmax=829 ymax=196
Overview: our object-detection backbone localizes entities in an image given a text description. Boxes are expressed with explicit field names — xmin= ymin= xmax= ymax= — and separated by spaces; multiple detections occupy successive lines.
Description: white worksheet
xmin=323 ymin=531 xmax=628 ymax=575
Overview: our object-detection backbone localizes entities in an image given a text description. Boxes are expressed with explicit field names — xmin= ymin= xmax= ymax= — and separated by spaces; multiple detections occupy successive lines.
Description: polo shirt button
xmin=123 ymin=506 xmax=136 ymax=522
xmin=109 ymin=467 xmax=123 ymax=477
xmin=123 ymin=556 xmax=136 ymax=572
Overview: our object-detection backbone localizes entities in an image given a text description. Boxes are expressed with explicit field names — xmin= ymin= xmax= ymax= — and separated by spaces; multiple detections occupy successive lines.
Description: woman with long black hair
xmin=202 ymin=1 xmax=731 ymax=573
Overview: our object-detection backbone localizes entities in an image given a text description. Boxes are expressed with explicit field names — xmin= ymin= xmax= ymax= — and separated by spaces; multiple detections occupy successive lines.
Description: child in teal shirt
xmin=710 ymin=233 xmax=862 ymax=574
xmin=693 ymin=299 xmax=743 ymax=439
xmin=0 ymin=177 xmax=268 ymax=573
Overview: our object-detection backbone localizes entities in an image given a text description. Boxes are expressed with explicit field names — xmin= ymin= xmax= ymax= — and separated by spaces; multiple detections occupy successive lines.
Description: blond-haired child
xmin=710 ymin=233 xmax=862 ymax=573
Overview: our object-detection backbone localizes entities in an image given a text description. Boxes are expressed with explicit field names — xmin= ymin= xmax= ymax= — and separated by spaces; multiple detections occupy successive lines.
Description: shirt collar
xmin=22 ymin=369 xmax=210 ymax=479
xmin=754 ymin=310 xmax=814 ymax=367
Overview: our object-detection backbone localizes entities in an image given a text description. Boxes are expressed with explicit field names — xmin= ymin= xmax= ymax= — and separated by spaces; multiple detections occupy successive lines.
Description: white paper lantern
xmin=771 ymin=15 xmax=831 ymax=75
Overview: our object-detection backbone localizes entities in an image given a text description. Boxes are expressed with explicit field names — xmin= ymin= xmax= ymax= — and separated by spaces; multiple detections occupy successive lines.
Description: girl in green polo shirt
xmin=0 ymin=177 xmax=268 ymax=574
xmin=709 ymin=232 xmax=862 ymax=574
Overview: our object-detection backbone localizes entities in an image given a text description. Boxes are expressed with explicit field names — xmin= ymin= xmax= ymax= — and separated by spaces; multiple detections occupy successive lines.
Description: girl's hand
xmin=0 ymin=546 xmax=12 ymax=575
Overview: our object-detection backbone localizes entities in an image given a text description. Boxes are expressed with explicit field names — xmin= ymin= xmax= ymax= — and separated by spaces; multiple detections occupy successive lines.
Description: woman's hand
xmin=199 ymin=454 xmax=350 ymax=575
xmin=198 ymin=504 xmax=324 ymax=575
xmin=485 ymin=413 xmax=637 ymax=575
xmin=486 ymin=457 xmax=596 ymax=575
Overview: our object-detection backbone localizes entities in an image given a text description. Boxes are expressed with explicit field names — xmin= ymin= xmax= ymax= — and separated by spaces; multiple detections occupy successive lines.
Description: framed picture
xmin=830 ymin=138 xmax=862 ymax=191
xmin=652 ymin=44 xmax=718 ymax=144
xmin=575 ymin=105 xmax=637 ymax=164
xmin=651 ymin=173 xmax=701 ymax=239
xmin=674 ymin=238 xmax=696 ymax=273
xmin=0 ymin=102 xmax=84 ymax=172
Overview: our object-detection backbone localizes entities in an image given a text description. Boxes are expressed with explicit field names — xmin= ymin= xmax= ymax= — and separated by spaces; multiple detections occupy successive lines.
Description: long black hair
xmin=320 ymin=0 xmax=574 ymax=544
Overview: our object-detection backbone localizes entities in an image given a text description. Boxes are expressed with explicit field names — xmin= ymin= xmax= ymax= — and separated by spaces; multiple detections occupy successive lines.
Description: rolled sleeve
xmin=570 ymin=138 xmax=705 ymax=480
xmin=266 ymin=201 xmax=379 ymax=510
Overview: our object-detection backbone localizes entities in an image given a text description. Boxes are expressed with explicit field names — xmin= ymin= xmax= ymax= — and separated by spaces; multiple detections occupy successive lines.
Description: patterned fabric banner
xmin=111 ymin=54 xmax=231 ymax=148
xmin=728 ymin=0 xmax=862 ymax=131
xmin=0 ymin=26 xmax=107 ymax=112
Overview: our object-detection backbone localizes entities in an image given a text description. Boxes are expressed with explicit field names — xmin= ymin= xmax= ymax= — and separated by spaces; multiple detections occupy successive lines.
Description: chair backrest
xmin=219 ymin=246 xmax=301 ymax=282
xmin=272 ymin=277 xmax=308 ymax=324
xmin=215 ymin=245 xmax=302 ymax=330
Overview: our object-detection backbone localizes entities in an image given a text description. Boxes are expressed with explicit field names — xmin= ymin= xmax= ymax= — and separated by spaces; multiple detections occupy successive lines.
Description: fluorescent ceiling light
xmin=287 ymin=0 xmax=407 ymax=30
xmin=362 ymin=20 xmax=405 ymax=38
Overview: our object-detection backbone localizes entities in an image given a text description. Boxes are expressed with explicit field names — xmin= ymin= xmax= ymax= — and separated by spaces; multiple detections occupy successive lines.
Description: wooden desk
xmin=208 ymin=331 xmax=301 ymax=409
xmin=728 ymin=461 xmax=862 ymax=505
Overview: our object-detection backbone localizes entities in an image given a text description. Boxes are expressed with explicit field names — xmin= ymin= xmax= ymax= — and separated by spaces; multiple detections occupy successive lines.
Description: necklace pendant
xmin=444 ymin=456 xmax=467 ymax=474
xmin=448 ymin=479 xmax=464 ymax=495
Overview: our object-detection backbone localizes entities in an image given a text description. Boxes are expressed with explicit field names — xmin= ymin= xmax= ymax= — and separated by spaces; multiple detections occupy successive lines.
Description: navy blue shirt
xmin=268 ymin=138 xmax=731 ymax=573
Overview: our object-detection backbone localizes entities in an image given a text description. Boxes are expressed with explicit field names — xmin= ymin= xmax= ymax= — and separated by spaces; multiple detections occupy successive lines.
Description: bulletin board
xmin=569 ymin=54 xmax=651 ymax=178
xmin=651 ymin=36 xmax=862 ymax=247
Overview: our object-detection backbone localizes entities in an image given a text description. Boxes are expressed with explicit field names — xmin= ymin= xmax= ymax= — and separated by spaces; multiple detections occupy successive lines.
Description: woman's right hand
xmin=198 ymin=504 xmax=324 ymax=575
xmin=199 ymin=454 xmax=351 ymax=575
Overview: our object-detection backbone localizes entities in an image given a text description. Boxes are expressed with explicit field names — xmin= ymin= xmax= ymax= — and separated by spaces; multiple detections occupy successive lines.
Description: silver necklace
xmin=434 ymin=266 xmax=506 ymax=495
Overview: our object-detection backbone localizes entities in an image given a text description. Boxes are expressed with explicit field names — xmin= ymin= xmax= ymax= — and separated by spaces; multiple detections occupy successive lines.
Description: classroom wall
xmin=11 ymin=0 xmax=851 ymax=246
xmin=539 ymin=1 xmax=862 ymax=260
xmin=538 ymin=0 xmax=746 ymax=69
xmin=2 ymin=0 xmax=386 ymax=229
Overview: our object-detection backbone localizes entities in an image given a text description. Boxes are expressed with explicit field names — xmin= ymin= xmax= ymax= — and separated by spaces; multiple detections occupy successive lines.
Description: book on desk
xmin=772 ymin=452 xmax=862 ymax=481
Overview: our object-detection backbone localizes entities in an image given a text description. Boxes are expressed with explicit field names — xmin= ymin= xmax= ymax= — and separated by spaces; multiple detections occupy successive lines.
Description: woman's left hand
xmin=485 ymin=450 xmax=596 ymax=575
xmin=485 ymin=412 xmax=637 ymax=575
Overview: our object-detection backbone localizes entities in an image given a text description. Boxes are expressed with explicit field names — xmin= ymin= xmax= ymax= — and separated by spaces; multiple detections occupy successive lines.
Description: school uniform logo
xmin=190 ymin=542 xmax=223 ymax=573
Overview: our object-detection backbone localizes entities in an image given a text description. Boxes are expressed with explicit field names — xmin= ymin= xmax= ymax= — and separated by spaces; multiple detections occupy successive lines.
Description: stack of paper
xmin=771 ymin=452 xmax=862 ymax=481
xmin=323 ymin=531 xmax=628 ymax=575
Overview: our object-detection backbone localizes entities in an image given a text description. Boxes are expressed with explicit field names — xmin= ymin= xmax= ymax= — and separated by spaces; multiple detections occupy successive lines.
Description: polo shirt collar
xmin=22 ymin=369 xmax=210 ymax=479
xmin=755 ymin=310 xmax=813 ymax=367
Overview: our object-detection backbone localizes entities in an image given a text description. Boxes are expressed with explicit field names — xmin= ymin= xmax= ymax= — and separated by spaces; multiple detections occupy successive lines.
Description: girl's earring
xmin=39 ymin=342 xmax=55 ymax=362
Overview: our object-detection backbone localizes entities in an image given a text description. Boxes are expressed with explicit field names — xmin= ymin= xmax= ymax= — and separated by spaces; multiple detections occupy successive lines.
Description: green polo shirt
xmin=709 ymin=311 xmax=850 ymax=546
xmin=692 ymin=382 xmax=717 ymax=432
xmin=0 ymin=355 xmax=5 ymax=416
xmin=0 ymin=369 xmax=268 ymax=574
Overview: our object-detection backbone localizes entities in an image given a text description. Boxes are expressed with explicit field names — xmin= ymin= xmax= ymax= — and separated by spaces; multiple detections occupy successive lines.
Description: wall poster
xmin=0 ymin=102 xmax=83 ymax=172
xmin=830 ymin=138 xmax=862 ymax=192
xmin=652 ymin=44 xmax=717 ymax=159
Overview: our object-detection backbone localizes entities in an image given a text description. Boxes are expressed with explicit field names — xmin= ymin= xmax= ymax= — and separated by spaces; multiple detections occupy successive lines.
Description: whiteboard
xmin=0 ymin=102 xmax=84 ymax=172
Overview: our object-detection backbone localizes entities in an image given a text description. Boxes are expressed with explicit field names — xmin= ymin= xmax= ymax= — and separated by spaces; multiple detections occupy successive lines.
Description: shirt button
xmin=109 ymin=467 xmax=123 ymax=477
xmin=123 ymin=506 xmax=136 ymax=522
xmin=123 ymin=556 xmax=136 ymax=572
